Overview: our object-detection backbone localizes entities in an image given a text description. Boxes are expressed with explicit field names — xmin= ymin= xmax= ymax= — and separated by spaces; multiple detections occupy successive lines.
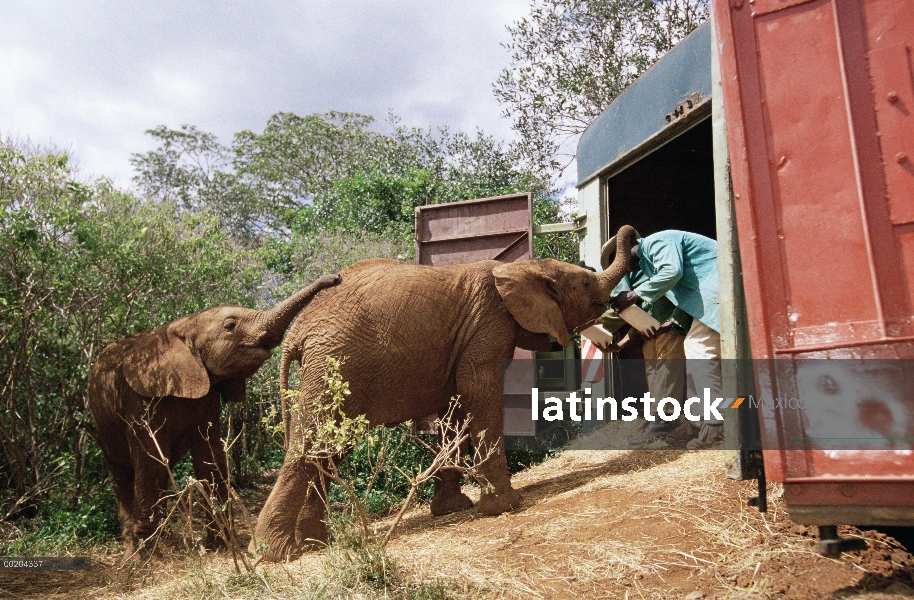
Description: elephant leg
xmin=190 ymin=420 xmax=230 ymax=550
xmin=430 ymin=405 xmax=473 ymax=516
xmin=251 ymin=458 xmax=326 ymax=562
xmin=129 ymin=436 xmax=171 ymax=549
xmin=294 ymin=459 xmax=330 ymax=548
xmin=106 ymin=460 xmax=137 ymax=555
xmin=431 ymin=466 xmax=474 ymax=516
xmin=457 ymin=364 xmax=522 ymax=516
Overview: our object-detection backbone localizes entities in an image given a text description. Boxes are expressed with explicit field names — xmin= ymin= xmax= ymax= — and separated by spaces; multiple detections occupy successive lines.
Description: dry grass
xmin=378 ymin=422 xmax=913 ymax=599
xmin=4 ymin=422 xmax=913 ymax=599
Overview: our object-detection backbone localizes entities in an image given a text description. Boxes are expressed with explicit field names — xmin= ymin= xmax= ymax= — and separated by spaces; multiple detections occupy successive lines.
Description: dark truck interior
xmin=607 ymin=118 xmax=716 ymax=241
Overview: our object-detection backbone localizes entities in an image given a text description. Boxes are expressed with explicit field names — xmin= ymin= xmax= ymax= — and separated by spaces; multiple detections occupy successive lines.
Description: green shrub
xmin=0 ymin=486 xmax=119 ymax=555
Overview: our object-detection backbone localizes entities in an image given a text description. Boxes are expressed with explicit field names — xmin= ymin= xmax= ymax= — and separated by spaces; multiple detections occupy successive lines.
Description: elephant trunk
xmin=596 ymin=225 xmax=636 ymax=299
xmin=258 ymin=274 xmax=341 ymax=347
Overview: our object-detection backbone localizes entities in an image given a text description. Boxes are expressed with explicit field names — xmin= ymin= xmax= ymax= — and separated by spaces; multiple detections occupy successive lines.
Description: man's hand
xmin=609 ymin=291 xmax=639 ymax=312
xmin=595 ymin=336 xmax=632 ymax=354
xmin=641 ymin=321 xmax=674 ymax=341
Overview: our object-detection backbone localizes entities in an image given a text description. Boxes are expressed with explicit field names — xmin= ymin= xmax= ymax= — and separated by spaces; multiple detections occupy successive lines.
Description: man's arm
xmin=632 ymin=239 xmax=684 ymax=303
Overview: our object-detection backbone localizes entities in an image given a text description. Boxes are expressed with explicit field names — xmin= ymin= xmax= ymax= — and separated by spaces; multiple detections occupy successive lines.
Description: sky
xmin=0 ymin=1 xmax=538 ymax=189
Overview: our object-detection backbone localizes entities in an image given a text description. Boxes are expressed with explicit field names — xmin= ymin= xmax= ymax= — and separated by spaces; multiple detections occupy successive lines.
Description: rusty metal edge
xmin=413 ymin=192 xmax=532 ymax=212
xmin=788 ymin=506 xmax=914 ymax=526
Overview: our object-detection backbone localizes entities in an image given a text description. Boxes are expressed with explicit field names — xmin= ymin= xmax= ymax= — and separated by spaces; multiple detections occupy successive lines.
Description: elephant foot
xmin=132 ymin=524 xmax=161 ymax=552
xmin=430 ymin=491 xmax=474 ymax=516
xmin=431 ymin=467 xmax=473 ymax=516
xmin=476 ymin=488 xmax=522 ymax=516
xmin=249 ymin=535 xmax=304 ymax=563
xmin=296 ymin=514 xmax=328 ymax=550
xmin=120 ymin=524 xmax=138 ymax=555
xmin=120 ymin=536 xmax=140 ymax=566
xmin=249 ymin=519 xmax=327 ymax=563
xmin=251 ymin=537 xmax=324 ymax=563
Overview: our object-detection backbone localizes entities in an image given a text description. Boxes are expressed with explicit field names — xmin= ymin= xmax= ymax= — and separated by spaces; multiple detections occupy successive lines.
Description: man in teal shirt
xmin=609 ymin=229 xmax=723 ymax=450
xmin=598 ymin=233 xmax=692 ymax=445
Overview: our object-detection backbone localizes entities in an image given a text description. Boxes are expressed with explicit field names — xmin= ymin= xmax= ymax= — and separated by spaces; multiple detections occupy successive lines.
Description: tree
xmin=130 ymin=112 xmax=577 ymax=261
xmin=233 ymin=111 xmax=392 ymax=228
xmin=130 ymin=125 xmax=260 ymax=240
xmin=131 ymin=125 xmax=228 ymax=209
xmin=321 ymin=167 xmax=436 ymax=238
xmin=236 ymin=114 xmax=561 ymax=243
xmin=494 ymin=0 xmax=710 ymax=175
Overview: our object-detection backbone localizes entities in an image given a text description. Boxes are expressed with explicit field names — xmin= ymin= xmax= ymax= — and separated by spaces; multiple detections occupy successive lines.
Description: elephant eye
xmin=223 ymin=318 xmax=237 ymax=331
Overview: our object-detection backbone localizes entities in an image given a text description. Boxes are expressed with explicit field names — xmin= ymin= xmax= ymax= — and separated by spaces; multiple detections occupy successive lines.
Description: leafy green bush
xmin=306 ymin=512 xmax=451 ymax=600
xmin=0 ymin=486 xmax=119 ymax=555
xmin=0 ymin=142 xmax=261 ymax=526
xmin=334 ymin=427 xmax=438 ymax=514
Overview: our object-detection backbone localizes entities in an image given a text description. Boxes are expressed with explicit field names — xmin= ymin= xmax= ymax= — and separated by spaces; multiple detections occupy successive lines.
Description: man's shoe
xmin=665 ymin=425 xmax=698 ymax=445
xmin=627 ymin=419 xmax=680 ymax=446
xmin=686 ymin=424 xmax=724 ymax=450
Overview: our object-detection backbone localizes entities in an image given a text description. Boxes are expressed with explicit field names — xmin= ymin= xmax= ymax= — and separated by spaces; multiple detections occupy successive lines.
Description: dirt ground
xmin=3 ymin=423 xmax=913 ymax=599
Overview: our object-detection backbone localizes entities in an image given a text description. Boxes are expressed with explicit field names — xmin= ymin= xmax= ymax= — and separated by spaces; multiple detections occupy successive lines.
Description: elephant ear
xmin=493 ymin=262 xmax=571 ymax=347
xmin=122 ymin=322 xmax=210 ymax=399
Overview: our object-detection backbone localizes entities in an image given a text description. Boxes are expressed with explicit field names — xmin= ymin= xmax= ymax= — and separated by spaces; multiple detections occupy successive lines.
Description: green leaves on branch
xmin=495 ymin=0 xmax=710 ymax=173
xmin=131 ymin=125 xmax=261 ymax=241
xmin=0 ymin=141 xmax=259 ymax=521
xmin=304 ymin=167 xmax=437 ymax=239
xmin=285 ymin=356 xmax=371 ymax=460
xmin=130 ymin=112 xmax=566 ymax=256
xmin=234 ymin=111 xmax=390 ymax=223
xmin=311 ymin=356 xmax=371 ymax=455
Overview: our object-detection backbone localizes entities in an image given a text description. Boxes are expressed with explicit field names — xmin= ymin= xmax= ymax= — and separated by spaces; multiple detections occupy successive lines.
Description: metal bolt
xmin=897 ymin=152 xmax=909 ymax=164
xmin=732 ymin=0 xmax=743 ymax=7
xmin=887 ymin=91 xmax=899 ymax=104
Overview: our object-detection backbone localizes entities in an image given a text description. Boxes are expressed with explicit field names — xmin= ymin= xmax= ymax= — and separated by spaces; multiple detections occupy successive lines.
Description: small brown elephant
xmin=250 ymin=226 xmax=636 ymax=563
xmin=87 ymin=274 xmax=340 ymax=556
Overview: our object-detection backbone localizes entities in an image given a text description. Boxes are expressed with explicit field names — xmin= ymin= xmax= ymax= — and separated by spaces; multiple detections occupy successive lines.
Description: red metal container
xmin=414 ymin=193 xmax=533 ymax=265
xmin=713 ymin=0 xmax=914 ymax=524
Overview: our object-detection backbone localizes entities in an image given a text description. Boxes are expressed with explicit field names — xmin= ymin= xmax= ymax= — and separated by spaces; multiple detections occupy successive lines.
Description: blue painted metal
xmin=576 ymin=21 xmax=712 ymax=186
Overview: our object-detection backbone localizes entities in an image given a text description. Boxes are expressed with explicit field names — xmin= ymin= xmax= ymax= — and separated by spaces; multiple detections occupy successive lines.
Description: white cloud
xmin=0 ymin=0 xmax=529 ymax=187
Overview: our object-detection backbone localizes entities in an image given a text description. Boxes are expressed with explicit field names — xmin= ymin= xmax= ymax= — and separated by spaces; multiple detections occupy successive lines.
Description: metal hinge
xmin=666 ymin=92 xmax=703 ymax=124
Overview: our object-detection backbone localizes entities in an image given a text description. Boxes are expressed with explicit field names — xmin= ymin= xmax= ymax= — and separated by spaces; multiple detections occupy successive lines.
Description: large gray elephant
xmin=250 ymin=226 xmax=636 ymax=562
xmin=87 ymin=274 xmax=340 ymax=556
